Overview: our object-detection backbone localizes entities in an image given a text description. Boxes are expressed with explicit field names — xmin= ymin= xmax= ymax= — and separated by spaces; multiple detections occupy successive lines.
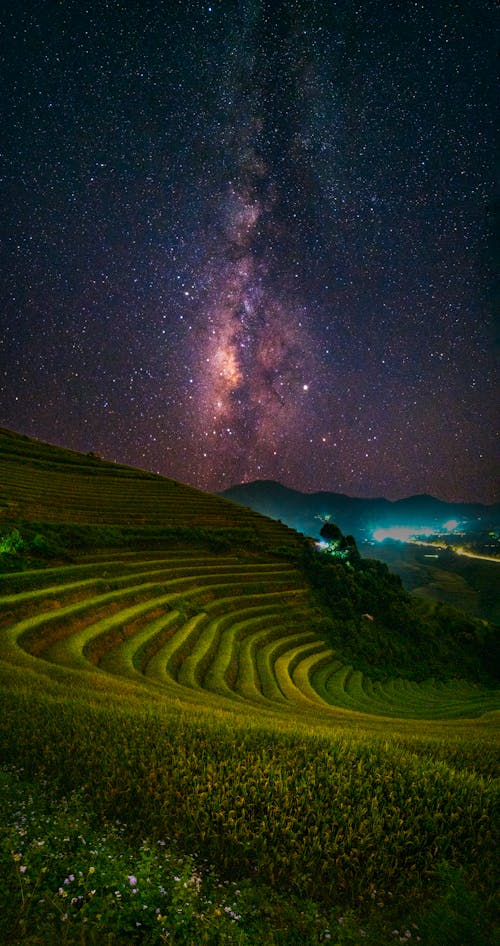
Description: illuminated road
xmin=370 ymin=535 xmax=500 ymax=564
xmin=454 ymin=547 xmax=500 ymax=564
xmin=409 ymin=540 xmax=500 ymax=564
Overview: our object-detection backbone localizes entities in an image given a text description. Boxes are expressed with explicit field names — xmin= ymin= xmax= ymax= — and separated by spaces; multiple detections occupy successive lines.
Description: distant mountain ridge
xmin=220 ymin=480 xmax=500 ymax=542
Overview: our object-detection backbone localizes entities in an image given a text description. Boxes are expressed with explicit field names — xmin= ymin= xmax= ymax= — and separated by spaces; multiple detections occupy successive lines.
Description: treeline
xmin=0 ymin=521 xmax=266 ymax=572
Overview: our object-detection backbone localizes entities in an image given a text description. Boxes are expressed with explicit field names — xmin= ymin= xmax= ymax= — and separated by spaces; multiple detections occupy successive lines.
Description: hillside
xmin=0 ymin=428 xmax=302 ymax=548
xmin=0 ymin=428 xmax=499 ymax=945
xmin=1 ymin=426 xmax=495 ymax=689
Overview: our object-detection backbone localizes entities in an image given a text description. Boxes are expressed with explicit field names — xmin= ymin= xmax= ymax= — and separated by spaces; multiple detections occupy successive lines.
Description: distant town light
xmin=372 ymin=525 xmax=436 ymax=542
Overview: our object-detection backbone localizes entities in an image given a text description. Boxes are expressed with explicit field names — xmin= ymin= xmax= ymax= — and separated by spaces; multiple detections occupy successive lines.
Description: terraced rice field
xmin=1 ymin=547 xmax=498 ymax=721
xmin=0 ymin=428 xmax=299 ymax=546
xmin=1 ymin=427 xmax=499 ymax=723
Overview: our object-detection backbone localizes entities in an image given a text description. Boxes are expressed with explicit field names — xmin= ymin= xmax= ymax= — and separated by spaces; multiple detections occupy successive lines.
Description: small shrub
xmin=0 ymin=529 xmax=24 ymax=556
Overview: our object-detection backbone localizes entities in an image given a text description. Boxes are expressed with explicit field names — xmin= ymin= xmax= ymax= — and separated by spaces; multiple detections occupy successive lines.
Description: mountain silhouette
xmin=220 ymin=480 xmax=500 ymax=542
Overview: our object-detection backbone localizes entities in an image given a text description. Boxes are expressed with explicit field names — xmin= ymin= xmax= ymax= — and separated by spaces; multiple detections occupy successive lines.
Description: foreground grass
xmin=1 ymin=765 xmax=497 ymax=946
xmin=0 ymin=674 xmax=498 ymax=944
xmin=1 ymin=766 xmax=398 ymax=946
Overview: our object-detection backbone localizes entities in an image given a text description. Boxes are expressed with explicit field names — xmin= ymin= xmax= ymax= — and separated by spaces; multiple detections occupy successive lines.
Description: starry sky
xmin=1 ymin=0 xmax=498 ymax=502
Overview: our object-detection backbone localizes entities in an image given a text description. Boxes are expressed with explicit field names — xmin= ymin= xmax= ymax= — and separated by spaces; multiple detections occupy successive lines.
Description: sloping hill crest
xmin=0 ymin=427 xmax=302 ymax=548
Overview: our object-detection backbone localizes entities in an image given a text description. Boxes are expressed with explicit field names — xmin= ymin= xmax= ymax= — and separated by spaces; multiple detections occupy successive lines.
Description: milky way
xmin=193 ymin=97 xmax=323 ymax=485
xmin=0 ymin=1 xmax=498 ymax=501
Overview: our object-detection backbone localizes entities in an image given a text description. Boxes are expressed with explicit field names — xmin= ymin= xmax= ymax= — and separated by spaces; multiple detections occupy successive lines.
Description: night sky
xmin=1 ymin=1 xmax=498 ymax=503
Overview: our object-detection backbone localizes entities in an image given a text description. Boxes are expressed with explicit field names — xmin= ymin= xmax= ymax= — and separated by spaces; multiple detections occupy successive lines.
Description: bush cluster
xmin=296 ymin=538 xmax=498 ymax=684
xmin=0 ymin=523 xmax=266 ymax=572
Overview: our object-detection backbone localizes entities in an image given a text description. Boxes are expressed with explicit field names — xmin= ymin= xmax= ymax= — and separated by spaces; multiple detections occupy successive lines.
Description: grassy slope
xmin=0 ymin=427 xmax=498 ymax=944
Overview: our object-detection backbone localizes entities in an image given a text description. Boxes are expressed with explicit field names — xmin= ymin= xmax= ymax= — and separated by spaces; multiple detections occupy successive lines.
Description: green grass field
xmin=0 ymin=427 xmax=498 ymax=945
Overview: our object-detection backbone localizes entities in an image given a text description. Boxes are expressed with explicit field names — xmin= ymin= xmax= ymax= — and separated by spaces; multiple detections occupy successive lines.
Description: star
xmin=0 ymin=1 xmax=496 ymax=502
